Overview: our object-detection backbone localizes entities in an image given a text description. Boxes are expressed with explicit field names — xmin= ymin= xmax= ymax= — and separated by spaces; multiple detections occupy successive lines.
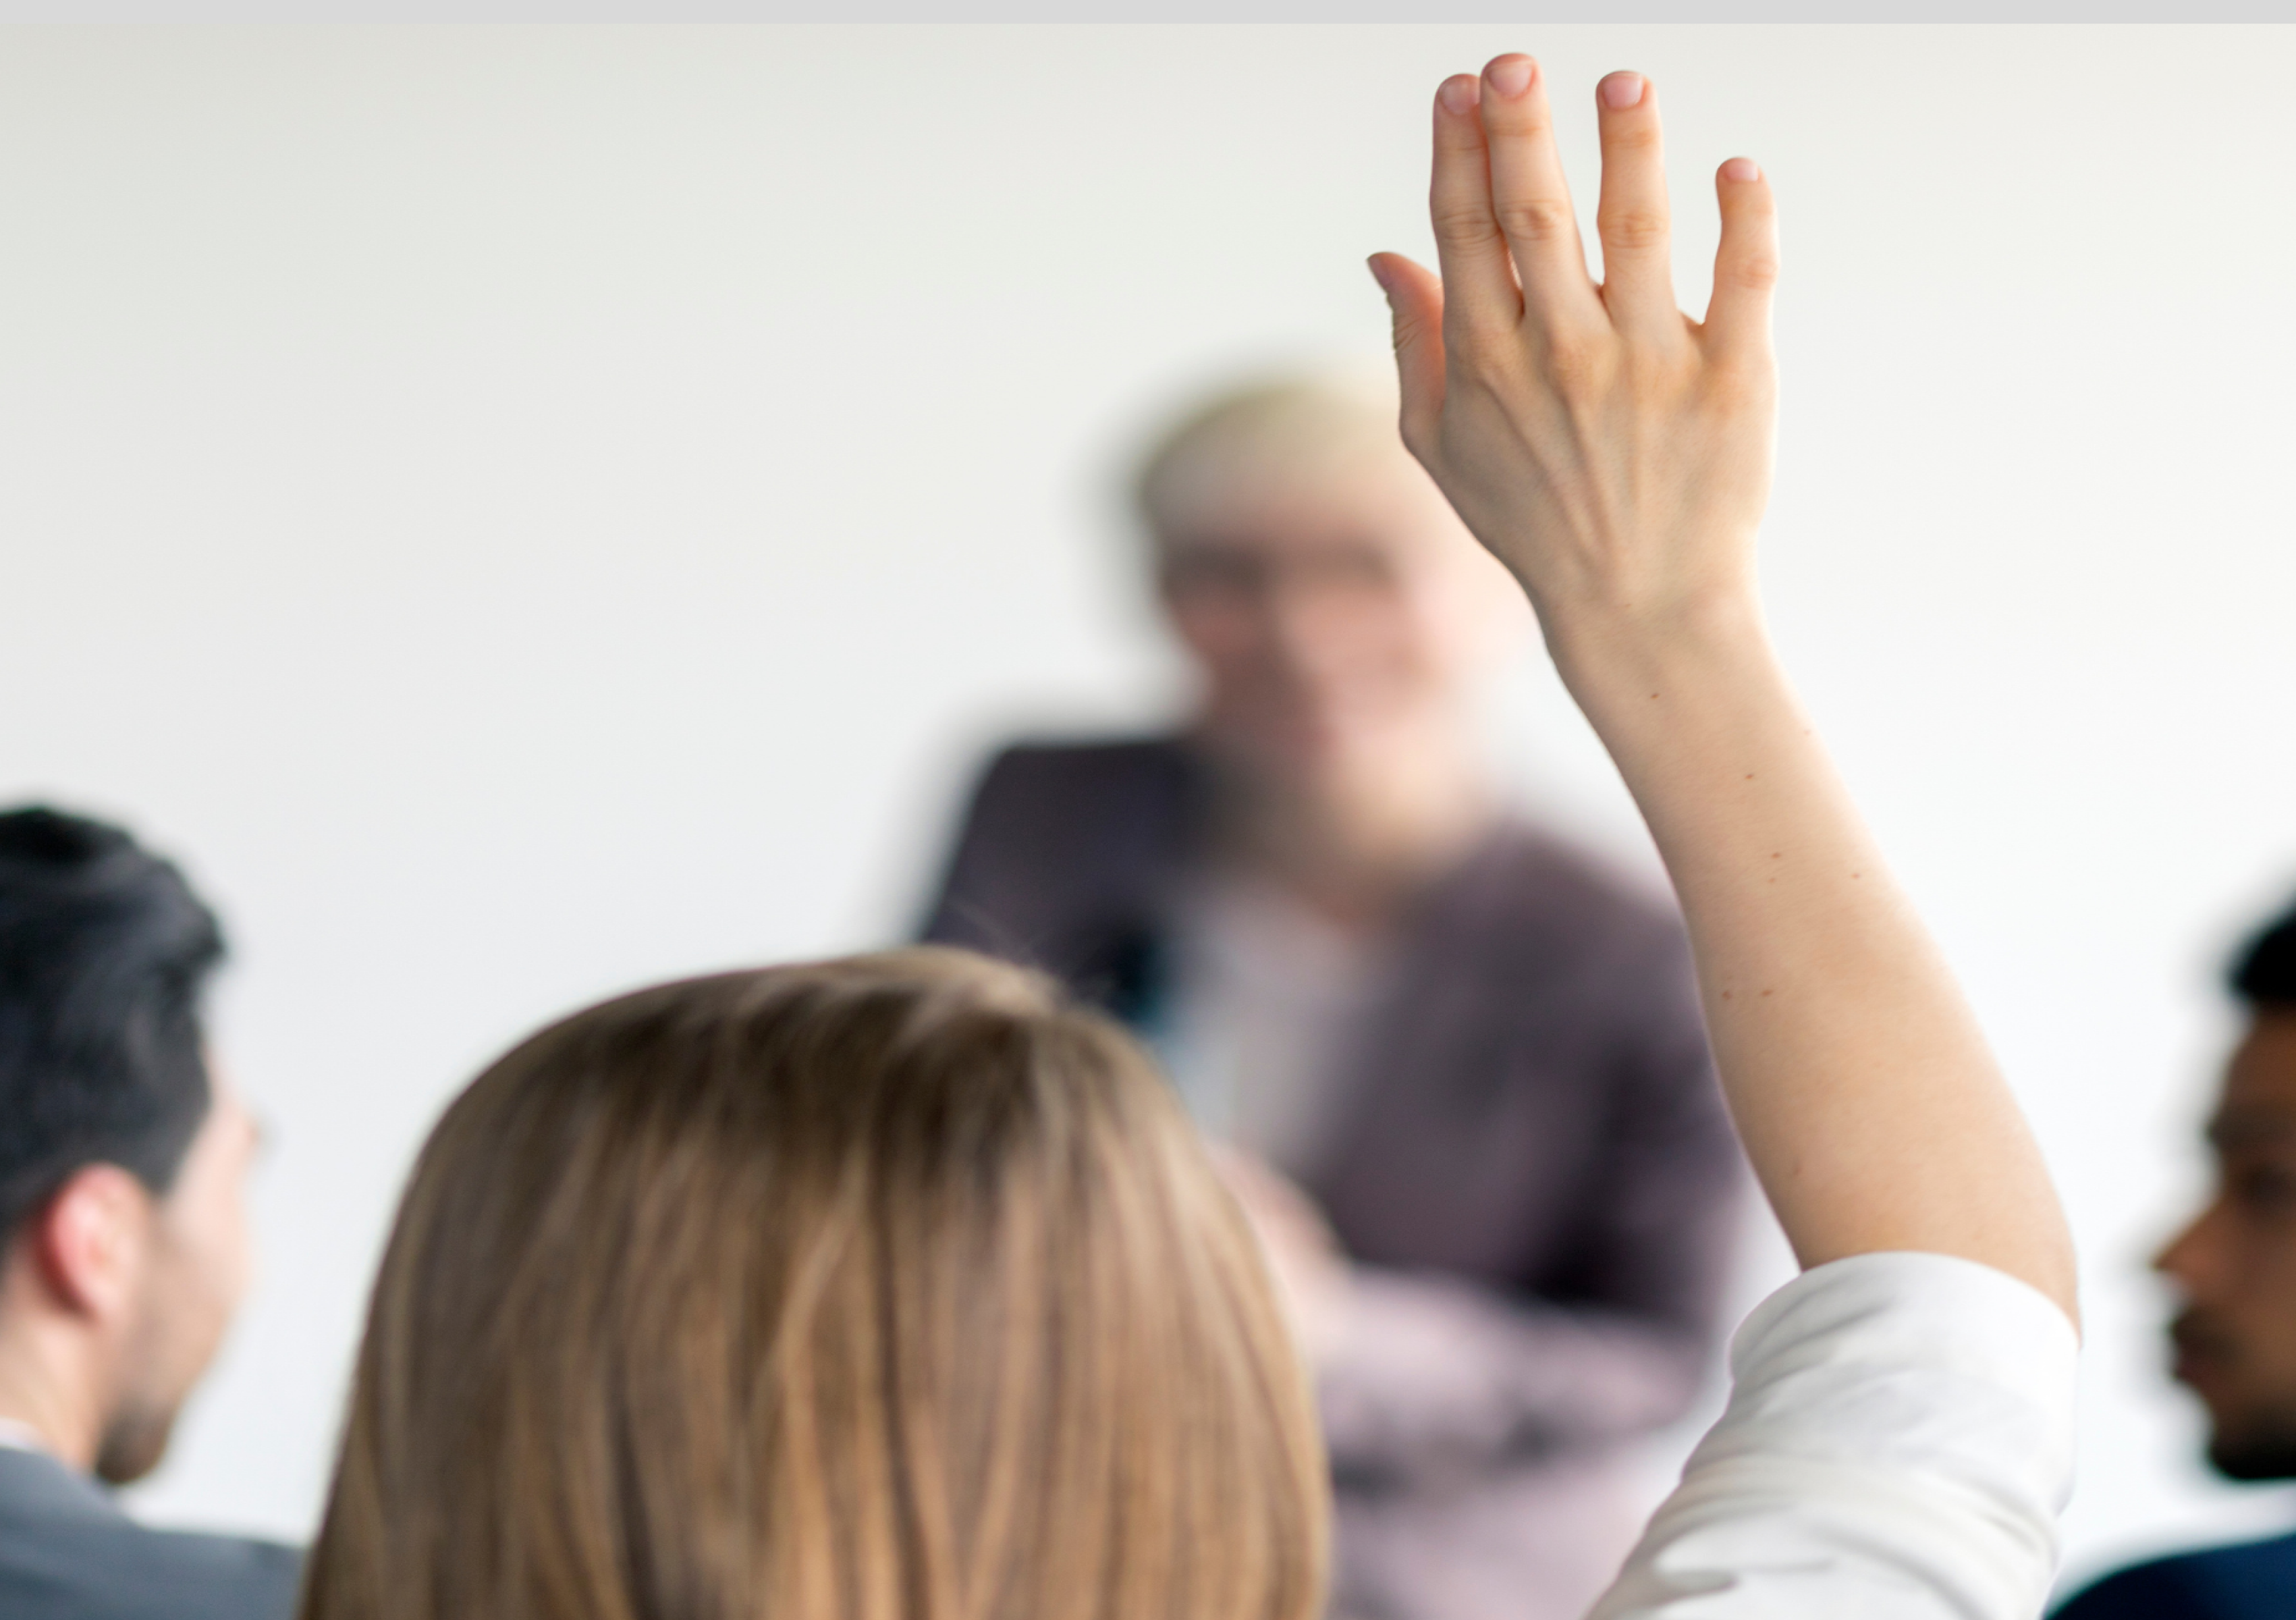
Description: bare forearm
xmin=1554 ymin=603 xmax=2073 ymax=1311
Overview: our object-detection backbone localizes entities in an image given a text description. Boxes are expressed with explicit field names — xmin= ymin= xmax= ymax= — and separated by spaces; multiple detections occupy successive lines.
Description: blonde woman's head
xmin=301 ymin=948 xmax=1327 ymax=1620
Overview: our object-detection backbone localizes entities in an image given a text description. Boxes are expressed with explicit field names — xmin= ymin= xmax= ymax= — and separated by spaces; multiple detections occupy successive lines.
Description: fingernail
xmin=1485 ymin=56 xmax=1533 ymax=99
xmin=1721 ymin=157 xmax=1762 ymax=183
xmin=1600 ymin=72 xmax=1645 ymax=110
xmin=1366 ymin=256 xmax=1395 ymax=297
xmin=1438 ymin=75 xmax=1480 ymax=115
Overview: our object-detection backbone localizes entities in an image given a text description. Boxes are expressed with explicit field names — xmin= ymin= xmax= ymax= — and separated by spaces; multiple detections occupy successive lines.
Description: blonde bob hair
xmin=298 ymin=948 xmax=1328 ymax=1620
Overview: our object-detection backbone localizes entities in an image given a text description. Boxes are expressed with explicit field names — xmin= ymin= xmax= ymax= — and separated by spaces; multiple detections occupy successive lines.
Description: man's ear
xmin=29 ymin=1164 xmax=152 ymax=1322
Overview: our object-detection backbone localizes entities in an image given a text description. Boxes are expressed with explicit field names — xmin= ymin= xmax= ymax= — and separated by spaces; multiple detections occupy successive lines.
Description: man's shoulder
xmin=2057 ymin=1532 xmax=2296 ymax=1619
xmin=922 ymin=732 xmax=1197 ymax=965
xmin=937 ymin=732 xmax=1196 ymax=894
xmin=967 ymin=734 xmax=1195 ymax=813
xmin=0 ymin=1455 xmax=300 ymax=1620
xmin=0 ymin=1520 xmax=302 ymax=1620
xmin=1454 ymin=821 xmax=1689 ymax=971
xmin=105 ymin=1517 xmax=302 ymax=1582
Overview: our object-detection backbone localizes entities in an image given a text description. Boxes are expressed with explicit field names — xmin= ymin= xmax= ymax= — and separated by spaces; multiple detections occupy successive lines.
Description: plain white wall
xmin=4 ymin=24 xmax=2295 ymax=1592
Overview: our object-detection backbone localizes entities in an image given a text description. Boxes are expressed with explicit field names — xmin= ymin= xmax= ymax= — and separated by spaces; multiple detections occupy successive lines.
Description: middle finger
xmin=1478 ymin=55 xmax=1602 ymax=332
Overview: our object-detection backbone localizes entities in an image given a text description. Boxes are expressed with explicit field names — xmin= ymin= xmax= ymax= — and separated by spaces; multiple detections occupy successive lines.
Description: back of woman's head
xmin=301 ymin=948 xmax=1326 ymax=1620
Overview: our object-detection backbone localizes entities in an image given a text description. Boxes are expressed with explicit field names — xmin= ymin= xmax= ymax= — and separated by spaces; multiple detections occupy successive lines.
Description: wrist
xmin=1537 ymin=586 xmax=1776 ymax=714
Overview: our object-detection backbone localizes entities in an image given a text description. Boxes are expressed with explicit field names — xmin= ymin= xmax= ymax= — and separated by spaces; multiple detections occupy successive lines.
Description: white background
xmin=3 ymin=24 xmax=2293 ymax=1595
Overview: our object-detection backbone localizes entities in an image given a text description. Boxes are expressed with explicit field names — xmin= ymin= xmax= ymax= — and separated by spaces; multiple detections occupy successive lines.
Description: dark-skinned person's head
xmin=2156 ymin=897 xmax=2296 ymax=1481
xmin=0 ymin=807 xmax=260 ymax=1484
xmin=300 ymin=948 xmax=1326 ymax=1620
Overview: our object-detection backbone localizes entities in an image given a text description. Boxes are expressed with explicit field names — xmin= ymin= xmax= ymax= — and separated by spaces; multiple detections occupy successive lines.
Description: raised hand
xmin=1370 ymin=59 xmax=1776 ymax=676
xmin=1374 ymin=58 xmax=2077 ymax=1320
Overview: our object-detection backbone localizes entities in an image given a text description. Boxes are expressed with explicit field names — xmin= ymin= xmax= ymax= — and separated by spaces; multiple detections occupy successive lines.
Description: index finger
xmin=1427 ymin=74 xmax=1523 ymax=334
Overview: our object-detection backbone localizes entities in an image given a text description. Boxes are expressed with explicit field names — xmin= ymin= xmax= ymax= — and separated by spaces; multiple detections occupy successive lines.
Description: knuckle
xmin=1442 ymin=300 xmax=1514 ymax=350
xmin=1623 ymin=342 xmax=1689 ymax=392
xmin=1429 ymin=201 xmax=1498 ymax=248
xmin=1724 ymin=252 xmax=1780 ymax=293
xmin=1598 ymin=204 xmax=1669 ymax=252
xmin=1537 ymin=333 xmax=1604 ymax=392
xmin=1481 ymin=103 xmax=1552 ymax=140
xmin=1704 ymin=360 xmax=1775 ymax=409
xmin=1494 ymin=196 xmax=1575 ymax=245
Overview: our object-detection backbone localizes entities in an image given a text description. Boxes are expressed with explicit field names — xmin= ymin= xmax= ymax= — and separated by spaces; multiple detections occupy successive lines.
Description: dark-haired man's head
xmin=0 ymin=807 xmax=257 ymax=1484
xmin=2156 ymin=899 xmax=2296 ymax=1482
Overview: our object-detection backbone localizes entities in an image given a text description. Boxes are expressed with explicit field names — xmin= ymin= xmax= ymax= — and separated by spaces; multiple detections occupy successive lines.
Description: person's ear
xmin=30 ymin=1164 xmax=153 ymax=1322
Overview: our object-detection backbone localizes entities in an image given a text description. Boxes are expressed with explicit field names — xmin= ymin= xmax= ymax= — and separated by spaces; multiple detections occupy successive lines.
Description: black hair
xmin=0 ymin=807 xmax=225 ymax=1247
xmin=2230 ymin=895 xmax=2296 ymax=1010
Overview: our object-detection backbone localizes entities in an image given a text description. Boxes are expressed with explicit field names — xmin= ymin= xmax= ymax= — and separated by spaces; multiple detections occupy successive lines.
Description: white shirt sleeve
xmin=1587 ymin=1251 xmax=2080 ymax=1620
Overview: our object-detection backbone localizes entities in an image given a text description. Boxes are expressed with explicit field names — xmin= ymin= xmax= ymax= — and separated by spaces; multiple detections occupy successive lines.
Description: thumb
xmin=1368 ymin=252 xmax=1446 ymax=461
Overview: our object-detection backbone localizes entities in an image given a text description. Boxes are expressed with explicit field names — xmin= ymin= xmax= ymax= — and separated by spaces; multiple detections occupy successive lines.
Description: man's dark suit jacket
xmin=922 ymin=736 xmax=1744 ymax=1617
xmin=2055 ymin=1532 xmax=2296 ymax=1619
xmin=0 ymin=1447 xmax=300 ymax=1620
